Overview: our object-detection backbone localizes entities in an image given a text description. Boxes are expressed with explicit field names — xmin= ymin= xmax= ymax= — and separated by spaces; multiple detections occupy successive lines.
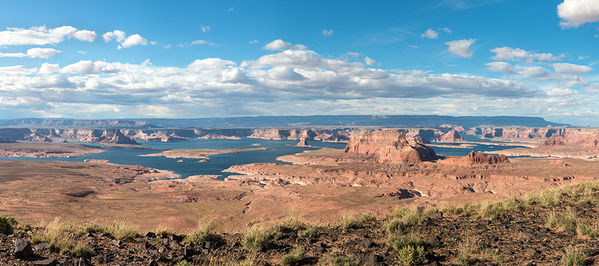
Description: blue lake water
xmin=2 ymin=137 xmax=526 ymax=179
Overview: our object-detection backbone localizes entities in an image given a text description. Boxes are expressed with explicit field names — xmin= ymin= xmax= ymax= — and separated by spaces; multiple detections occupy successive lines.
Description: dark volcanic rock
xmin=13 ymin=239 xmax=34 ymax=259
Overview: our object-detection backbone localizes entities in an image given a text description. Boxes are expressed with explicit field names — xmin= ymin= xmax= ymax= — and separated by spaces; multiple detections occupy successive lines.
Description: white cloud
xmin=322 ymin=29 xmax=334 ymax=37
xmin=118 ymin=34 xmax=148 ymax=49
xmin=39 ymin=63 xmax=60 ymax=74
xmin=102 ymin=30 xmax=126 ymax=42
xmin=490 ymin=47 xmax=561 ymax=62
xmin=485 ymin=61 xmax=514 ymax=74
xmin=26 ymin=48 xmax=61 ymax=58
xmin=552 ymin=62 xmax=593 ymax=75
xmin=445 ymin=39 xmax=476 ymax=58
xmin=263 ymin=39 xmax=292 ymax=51
xmin=191 ymin=40 xmax=216 ymax=46
xmin=421 ymin=28 xmax=439 ymax=39
xmin=103 ymin=30 xmax=148 ymax=49
xmin=558 ymin=0 xmax=599 ymax=27
xmin=364 ymin=57 xmax=376 ymax=66
xmin=72 ymin=30 xmax=96 ymax=42
xmin=249 ymin=40 xmax=259 ymax=44
xmin=546 ymin=88 xmax=578 ymax=96
xmin=201 ymin=25 xmax=211 ymax=33
xmin=0 ymin=25 xmax=96 ymax=46
xmin=60 ymin=60 xmax=120 ymax=74
xmin=0 ymin=48 xmax=61 ymax=59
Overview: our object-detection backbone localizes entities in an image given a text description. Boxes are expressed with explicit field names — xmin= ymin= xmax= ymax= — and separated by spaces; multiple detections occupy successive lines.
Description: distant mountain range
xmin=0 ymin=116 xmax=568 ymax=129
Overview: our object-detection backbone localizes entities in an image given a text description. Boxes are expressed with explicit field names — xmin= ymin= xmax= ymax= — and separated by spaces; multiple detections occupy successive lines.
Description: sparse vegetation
xmin=174 ymin=260 xmax=192 ymax=266
xmin=244 ymin=225 xmax=277 ymax=251
xmin=105 ymin=221 xmax=138 ymax=241
xmin=317 ymin=254 xmax=360 ymax=266
xmin=281 ymin=247 xmax=305 ymax=266
xmin=298 ymin=225 xmax=318 ymax=238
xmin=32 ymin=217 xmax=78 ymax=254
xmin=70 ymin=242 xmax=95 ymax=258
xmin=338 ymin=214 xmax=359 ymax=230
xmin=546 ymin=208 xmax=578 ymax=231
xmin=0 ymin=215 xmax=17 ymax=235
xmin=456 ymin=240 xmax=474 ymax=265
xmin=576 ymin=222 xmax=599 ymax=238
xmin=397 ymin=245 xmax=427 ymax=265
xmin=358 ymin=213 xmax=376 ymax=223
xmin=185 ymin=218 xmax=220 ymax=246
xmin=561 ymin=246 xmax=586 ymax=266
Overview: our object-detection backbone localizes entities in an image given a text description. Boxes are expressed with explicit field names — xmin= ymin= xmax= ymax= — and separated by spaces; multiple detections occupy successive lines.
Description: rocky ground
xmin=2 ymin=181 xmax=599 ymax=265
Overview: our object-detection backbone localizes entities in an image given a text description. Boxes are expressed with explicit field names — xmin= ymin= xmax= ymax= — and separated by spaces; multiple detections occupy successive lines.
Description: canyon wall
xmin=467 ymin=127 xmax=599 ymax=148
xmin=344 ymin=129 xmax=438 ymax=163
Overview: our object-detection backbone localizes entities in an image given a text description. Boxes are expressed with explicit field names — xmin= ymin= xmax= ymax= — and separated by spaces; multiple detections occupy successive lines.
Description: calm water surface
xmin=2 ymin=136 xmax=526 ymax=179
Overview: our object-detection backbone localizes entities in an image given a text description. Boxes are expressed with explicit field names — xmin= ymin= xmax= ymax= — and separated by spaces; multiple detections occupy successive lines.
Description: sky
xmin=1 ymin=0 xmax=599 ymax=126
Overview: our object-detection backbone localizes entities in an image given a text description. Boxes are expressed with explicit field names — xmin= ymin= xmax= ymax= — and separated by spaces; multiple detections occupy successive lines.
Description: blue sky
xmin=1 ymin=0 xmax=599 ymax=125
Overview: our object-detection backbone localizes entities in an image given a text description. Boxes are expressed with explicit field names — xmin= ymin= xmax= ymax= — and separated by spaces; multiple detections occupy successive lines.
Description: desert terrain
xmin=1 ymin=123 xmax=599 ymax=264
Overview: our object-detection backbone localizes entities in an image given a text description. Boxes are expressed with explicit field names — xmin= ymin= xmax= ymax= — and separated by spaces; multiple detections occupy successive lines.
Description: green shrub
xmin=456 ymin=241 xmax=474 ymax=265
xmin=561 ymin=246 xmax=586 ymax=266
xmin=338 ymin=214 xmax=358 ymax=230
xmin=174 ymin=260 xmax=192 ymax=266
xmin=298 ymin=225 xmax=318 ymax=238
xmin=185 ymin=219 xmax=220 ymax=245
xmin=546 ymin=208 xmax=578 ymax=231
xmin=358 ymin=213 xmax=376 ymax=223
xmin=387 ymin=235 xmax=425 ymax=251
xmin=281 ymin=247 xmax=305 ymax=266
xmin=0 ymin=215 xmax=17 ymax=235
xmin=103 ymin=222 xmax=138 ymax=241
xmin=576 ymin=222 xmax=599 ymax=238
xmin=244 ymin=225 xmax=276 ymax=251
xmin=397 ymin=245 xmax=427 ymax=265
xmin=70 ymin=242 xmax=95 ymax=258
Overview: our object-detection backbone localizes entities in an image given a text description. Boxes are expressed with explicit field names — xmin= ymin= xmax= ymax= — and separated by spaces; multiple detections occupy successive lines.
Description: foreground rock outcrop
xmin=344 ymin=130 xmax=438 ymax=163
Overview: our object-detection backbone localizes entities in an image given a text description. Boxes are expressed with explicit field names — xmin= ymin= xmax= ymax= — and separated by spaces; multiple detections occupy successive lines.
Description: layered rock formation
xmin=296 ymin=138 xmax=309 ymax=147
xmin=0 ymin=128 xmax=137 ymax=145
xmin=344 ymin=130 xmax=438 ymax=163
xmin=435 ymin=129 xmax=464 ymax=142
xmin=464 ymin=151 xmax=510 ymax=164
xmin=468 ymin=127 xmax=599 ymax=148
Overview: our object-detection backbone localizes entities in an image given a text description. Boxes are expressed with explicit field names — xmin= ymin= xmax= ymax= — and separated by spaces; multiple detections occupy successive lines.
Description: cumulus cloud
xmin=421 ymin=28 xmax=439 ymax=39
xmin=445 ymin=39 xmax=476 ymax=58
xmin=10 ymin=43 xmax=599 ymax=119
xmin=364 ymin=57 xmax=376 ymax=66
xmin=72 ymin=30 xmax=97 ymax=42
xmin=558 ymin=0 xmax=599 ymax=27
xmin=0 ymin=25 xmax=96 ymax=46
xmin=102 ymin=30 xmax=148 ymax=49
xmin=201 ymin=25 xmax=211 ymax=33
xmin=102 ymin=30 xmax=126 ymax=42
xmin=322 ymin=29 xmax=334 ymax=37
xmin=552 ymin=62 xmax=593 ymax=75
xmin=490 ymin=47 xmax=561 ymax=62
xmin=485 ymin=61 xmax=515 ymax=74
xmin=0 ymin=48 xmax=61 ymax=59
xmin=263 ymin=39 xmax=292 ymax=51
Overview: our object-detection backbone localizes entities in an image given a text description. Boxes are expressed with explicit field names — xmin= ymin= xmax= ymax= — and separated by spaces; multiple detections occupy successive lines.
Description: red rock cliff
xmin=344 ymin=130 xmax=438 ymax=164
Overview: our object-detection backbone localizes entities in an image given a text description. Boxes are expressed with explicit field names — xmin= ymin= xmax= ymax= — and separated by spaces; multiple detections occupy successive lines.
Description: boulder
xmin=13 ymin=239 xmax=34 ymax=259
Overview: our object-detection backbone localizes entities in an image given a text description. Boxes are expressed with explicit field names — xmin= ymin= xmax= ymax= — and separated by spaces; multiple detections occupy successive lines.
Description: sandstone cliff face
xmin=436 ymin=129 xmax=464 ymax=142
xmin=0 ymin=128 xmax=137 ymax=144
xmin=464 ymin=151 xmax=510 ymax=164
xmin=296 ymin=138 xmax=309 ymax=147
xmin=467 ymin=127 xmax=599 ymax=148
xmin=344 ymin=130 xmax=438 ymax=164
